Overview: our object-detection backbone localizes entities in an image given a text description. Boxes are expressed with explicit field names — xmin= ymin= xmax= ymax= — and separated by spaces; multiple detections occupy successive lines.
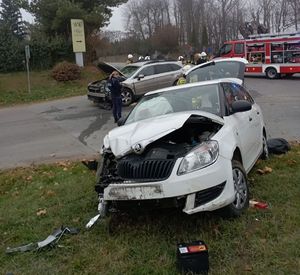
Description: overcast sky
xmin=20 ymin=4 xmax=126 ymax=31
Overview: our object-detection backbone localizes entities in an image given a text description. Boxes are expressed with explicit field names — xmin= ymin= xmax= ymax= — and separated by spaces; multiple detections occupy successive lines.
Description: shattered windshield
xmin=125 ymin=84 xmax=220 ymax=124
xmin=120 ymin=65 xmax=140 ymax=78
xmin=186 ymin=61 xmax=244 ymax=83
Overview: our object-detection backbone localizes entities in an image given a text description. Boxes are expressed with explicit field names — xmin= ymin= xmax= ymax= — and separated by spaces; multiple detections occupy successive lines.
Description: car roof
xmin=128 ymin=60 xmax=181 ymax=67
xmin=145 ymin=78 xmax=242 ymax=96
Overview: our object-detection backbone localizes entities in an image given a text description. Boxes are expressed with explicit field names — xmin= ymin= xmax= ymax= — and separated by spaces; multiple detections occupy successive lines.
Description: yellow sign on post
xmin=71 ymin=19 xmax=86 ymax=53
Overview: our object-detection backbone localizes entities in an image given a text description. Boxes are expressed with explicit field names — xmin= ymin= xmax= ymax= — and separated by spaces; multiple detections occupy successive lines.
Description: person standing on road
xmin=109 ymin=71 xmax=123 ymax=123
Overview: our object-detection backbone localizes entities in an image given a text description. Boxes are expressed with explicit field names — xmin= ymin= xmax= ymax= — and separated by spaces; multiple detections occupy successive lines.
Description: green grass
xmin=0 ymin=66 xmax=102 ymax=106
xmin=0 ymin=147 xmax=300 ymax=274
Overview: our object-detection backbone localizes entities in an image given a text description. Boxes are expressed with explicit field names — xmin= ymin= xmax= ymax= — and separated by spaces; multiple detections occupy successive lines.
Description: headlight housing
xmin=177 ymin=141 xmax=219 ymax=175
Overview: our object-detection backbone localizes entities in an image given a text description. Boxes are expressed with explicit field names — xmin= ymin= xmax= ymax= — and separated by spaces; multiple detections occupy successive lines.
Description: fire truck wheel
xmin=265 ymin=67 xmax=278 ymax=79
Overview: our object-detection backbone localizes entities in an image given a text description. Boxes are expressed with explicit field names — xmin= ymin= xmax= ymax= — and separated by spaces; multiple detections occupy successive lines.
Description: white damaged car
xmin=94 ymin=58 xmax=268 ymax=217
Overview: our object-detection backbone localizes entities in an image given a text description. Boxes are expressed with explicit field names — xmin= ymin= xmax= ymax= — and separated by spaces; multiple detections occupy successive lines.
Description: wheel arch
xmin=263 ymin=127 xmax=267 ymax=137
xmin=232 ymin=147 xmax=243 ymax=166
xmin=264 ymin=66 xmax=279 ymax=74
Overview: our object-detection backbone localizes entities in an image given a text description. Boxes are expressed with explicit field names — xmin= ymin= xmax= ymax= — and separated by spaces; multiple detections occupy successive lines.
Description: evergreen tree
xmin=0 ymin=0 xmax=26 ymax=39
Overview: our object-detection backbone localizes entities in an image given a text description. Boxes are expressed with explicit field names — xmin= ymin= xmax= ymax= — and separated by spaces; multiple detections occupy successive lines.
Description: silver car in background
xmin=87 ymin=60 xmax=183 ymax=106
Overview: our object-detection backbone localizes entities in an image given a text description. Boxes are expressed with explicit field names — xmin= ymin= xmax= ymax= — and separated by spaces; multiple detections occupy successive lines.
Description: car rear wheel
xmin=121 ymin=88 xmax=134 ymax=106
xmin=265 ymin=67 xmax=278 ymax=79
xmin=221 ymin=160 xmax=249 ymax=217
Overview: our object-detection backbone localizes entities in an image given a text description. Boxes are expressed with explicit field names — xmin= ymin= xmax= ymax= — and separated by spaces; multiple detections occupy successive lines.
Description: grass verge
xmin=0 ymin=66 xmax=101 ymax=107
xmin=0 ymin=146 xmax=300 ymax=274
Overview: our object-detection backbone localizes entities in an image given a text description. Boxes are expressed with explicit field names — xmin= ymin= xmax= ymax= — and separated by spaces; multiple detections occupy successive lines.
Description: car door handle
xmin=249 ymin=117 xmax=253 ymax=121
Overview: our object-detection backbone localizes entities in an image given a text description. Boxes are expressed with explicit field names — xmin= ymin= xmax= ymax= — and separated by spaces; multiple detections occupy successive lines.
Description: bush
xmin=51 ymin=61 xmax=81 ymax=81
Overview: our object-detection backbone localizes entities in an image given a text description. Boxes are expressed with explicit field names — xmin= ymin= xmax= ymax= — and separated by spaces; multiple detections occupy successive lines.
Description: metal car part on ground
xmin=93 ymin=58 xmax=267 ymax=218
xmin=6 ymin=226 xmax=79 ymax=254
xmin=87 ymin=60 xmax=183 ymax=107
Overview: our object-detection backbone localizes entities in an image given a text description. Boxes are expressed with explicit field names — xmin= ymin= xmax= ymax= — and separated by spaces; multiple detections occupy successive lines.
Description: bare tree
xmin=288 ymin=0 xmax=300 ymax=30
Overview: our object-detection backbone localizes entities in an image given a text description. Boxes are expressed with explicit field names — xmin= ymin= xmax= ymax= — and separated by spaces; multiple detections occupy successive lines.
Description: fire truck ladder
xmin=248 ymin=32 xmax=300 ymax=40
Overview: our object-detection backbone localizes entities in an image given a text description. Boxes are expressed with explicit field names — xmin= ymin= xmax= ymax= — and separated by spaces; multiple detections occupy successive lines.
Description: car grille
xmin=117 ymin=159 xmax=175 ymax=181
xmin=88 ymin=86 xmax=101 ymax=93
xmin=194 ymin=181 xmax=226 ymax=207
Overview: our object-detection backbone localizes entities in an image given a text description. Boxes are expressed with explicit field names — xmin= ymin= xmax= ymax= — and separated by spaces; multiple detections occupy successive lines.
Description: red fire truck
xmin=216 ymin=32 xmax=300 ymax=79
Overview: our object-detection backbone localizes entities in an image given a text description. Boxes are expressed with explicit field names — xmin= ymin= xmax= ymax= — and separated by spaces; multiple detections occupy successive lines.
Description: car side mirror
xmin=138 ymin=74 xmax=145 ymax=80
xmin=231 ymin=100 xmax=252 ymax=113
xmin=117 ymin=117 xmax=126 ymax=126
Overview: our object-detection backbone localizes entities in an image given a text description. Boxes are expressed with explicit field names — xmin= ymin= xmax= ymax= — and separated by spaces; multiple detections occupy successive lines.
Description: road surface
xmin=0 ymin=75 xmax=299 ymax=170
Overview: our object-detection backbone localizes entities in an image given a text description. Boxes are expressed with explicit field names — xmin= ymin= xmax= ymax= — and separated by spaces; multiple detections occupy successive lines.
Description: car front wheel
xmin=261 ymin=133 xmax=269 ymax=160
xmin=121 ymin=88 xmax=134 ymax=106
xmin=221 ymin=160 xmax=249 ymax=217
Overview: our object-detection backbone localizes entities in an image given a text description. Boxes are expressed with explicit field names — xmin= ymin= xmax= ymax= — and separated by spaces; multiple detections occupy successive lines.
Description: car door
xmin=153 ymin=64 xmax=181 ymax=88
xmin=131 ymin=65 xmax=158 ymax=95
xmin=186 ymin=58 xmax=248 ymax=84
xmin=222 ymin=83 xmax=258 ymax=170
xmin=238 ymin=85 xmax=263 ymax=160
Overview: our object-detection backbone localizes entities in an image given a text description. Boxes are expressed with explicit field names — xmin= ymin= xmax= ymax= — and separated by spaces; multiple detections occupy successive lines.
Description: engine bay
xmin=95 ymin=115 xmax=222 ymax=193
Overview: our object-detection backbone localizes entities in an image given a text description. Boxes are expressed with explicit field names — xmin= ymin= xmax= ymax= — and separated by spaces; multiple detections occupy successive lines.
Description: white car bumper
xmin=103 ymin=155 xmax=235 ymax=214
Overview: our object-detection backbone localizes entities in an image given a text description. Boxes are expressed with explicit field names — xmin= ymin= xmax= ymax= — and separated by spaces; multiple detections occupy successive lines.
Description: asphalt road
xmin=0 ymin=75 xmax=299 ymax=170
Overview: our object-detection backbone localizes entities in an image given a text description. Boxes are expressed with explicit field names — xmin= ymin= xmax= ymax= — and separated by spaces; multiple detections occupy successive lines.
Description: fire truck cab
xmin=217 ymin=32 xmax=300 ymax=79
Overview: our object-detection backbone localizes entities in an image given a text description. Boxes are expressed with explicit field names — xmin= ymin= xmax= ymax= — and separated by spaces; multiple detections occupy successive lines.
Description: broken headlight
xmin=177 ymin=141 xmax=219 ymax=175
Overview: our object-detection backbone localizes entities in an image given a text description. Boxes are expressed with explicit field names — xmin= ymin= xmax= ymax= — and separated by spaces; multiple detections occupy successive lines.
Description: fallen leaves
xmin=287 ymin=159 xmax=297 ymax=165
xmin=244 ymin=265 xmax=253 ymax=271
xmin=45 ymin=190 xmax=56 ymax=197
xmin=36 ymin=208 xmax=47 ymax=216
xmin=257 ymin=166 xmax=273 ymax=175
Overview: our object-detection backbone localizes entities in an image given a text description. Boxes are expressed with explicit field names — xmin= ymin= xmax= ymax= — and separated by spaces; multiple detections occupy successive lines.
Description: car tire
xmin=260 ymin=132 xmax=269 ymax=160
xmin=220 ymin=160 xmax=249 ymax=218
xmin=265 ymin=67 xmax=278 ymax=79
xmin=121 ymin=88 xmax=134 ymax=106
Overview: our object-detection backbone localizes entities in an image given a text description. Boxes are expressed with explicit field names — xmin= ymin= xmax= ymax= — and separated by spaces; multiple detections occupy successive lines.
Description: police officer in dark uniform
xmin=109 ymin=71 xmax=123 ymax=123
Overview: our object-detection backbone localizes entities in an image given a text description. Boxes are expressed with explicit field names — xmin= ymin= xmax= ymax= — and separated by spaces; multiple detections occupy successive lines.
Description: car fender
xmin=213 ymin=124 xmax=244 ymax=163
xmin=122 ymin=82 xmax=135 ymax=94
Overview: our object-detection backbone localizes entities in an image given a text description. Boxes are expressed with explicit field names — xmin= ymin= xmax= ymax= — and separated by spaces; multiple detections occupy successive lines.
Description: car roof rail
xmin=144 ymin=59 xmax=177 ymax=64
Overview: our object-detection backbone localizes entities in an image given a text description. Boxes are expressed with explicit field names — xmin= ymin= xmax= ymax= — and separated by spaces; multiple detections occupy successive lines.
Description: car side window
xmin=170 ymin=64 xmax=182 ymax=71
xmin=223 ymin=83 xmax=254 ymax=115
xmin=139 ymin=66 xmax=155 ymax=77
xmin=231 ymin=83 xmax=254 ymax=104
xmin=238 ymin=86 xmax=254 ymax=104
xmin=220 ymin=44 xmax=232 ymax=55
xmin=155 ymin=64 xmax=172 ymax=74
xmin=234 ymin=43 xmax=244 ymax=54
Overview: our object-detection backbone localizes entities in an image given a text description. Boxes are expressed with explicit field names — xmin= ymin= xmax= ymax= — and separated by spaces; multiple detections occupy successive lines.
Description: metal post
xmin=25 ymin=45 xmax=31 ymax=94
xmin=75 ymin=52 xmax=84 ymax=67
xmin=26 ymin=59 xmax=31 ymax=94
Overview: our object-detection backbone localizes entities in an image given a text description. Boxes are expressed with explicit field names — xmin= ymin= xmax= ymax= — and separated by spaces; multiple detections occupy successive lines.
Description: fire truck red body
xmin=217 ymin=32 xmax=300 ymax=79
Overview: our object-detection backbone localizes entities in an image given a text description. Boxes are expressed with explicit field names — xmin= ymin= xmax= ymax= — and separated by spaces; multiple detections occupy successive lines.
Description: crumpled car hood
xmin=103 ymin=111 xmax=224 ymax=158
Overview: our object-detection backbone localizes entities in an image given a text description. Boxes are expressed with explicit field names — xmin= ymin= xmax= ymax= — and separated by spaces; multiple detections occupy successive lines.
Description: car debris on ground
xmin=6 ymin=226 xmax=79 ymax=254
xmin=249 ymin=200 xmax=269 ymax=209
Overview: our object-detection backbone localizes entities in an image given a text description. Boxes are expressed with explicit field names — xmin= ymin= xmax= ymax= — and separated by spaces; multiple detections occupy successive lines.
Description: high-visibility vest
xmin=177 ymin=77 xmax=186 ymax=85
